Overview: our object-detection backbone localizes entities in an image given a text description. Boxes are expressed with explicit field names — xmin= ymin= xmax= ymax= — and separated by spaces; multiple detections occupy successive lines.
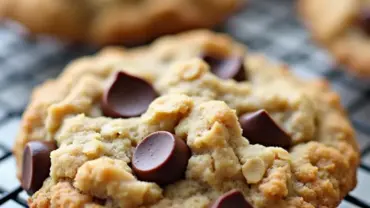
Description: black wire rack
xmin=0 ymin=0 xmax=370 ymax=207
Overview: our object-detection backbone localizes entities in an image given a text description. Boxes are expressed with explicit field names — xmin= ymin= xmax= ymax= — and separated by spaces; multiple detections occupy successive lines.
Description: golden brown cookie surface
xmin=15 ymin=30 xmax=359 ymax=208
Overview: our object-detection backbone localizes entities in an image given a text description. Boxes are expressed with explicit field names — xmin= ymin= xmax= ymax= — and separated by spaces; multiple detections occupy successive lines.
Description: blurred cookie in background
xmin=299 ymin=0 xmax=370 ymax=77
xmin=0 ymin=0 xmax=244 ymax=45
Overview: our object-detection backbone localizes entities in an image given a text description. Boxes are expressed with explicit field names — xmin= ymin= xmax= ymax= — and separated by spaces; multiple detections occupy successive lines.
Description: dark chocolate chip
xmin=132 ymin=131 xmax=190 ymax=185
xmin=202 ymin=55 xmax=247 ymax=81
xmin=239 ymin=110 xmax=292 ymax=148
xmin=210 ymin=190 xmax=253 ymax=208
xmin=359 ymin=8 xmax=370 ymax=35
xmin=101 ymin=71 xmax=158 ymax=118
xmin=22 ymin=141 xmax=57 ymax=195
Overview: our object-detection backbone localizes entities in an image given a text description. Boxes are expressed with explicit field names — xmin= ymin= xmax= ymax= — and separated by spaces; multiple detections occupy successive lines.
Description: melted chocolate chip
xmin=132 ymin=131 xmax=190 ymax=185
xmin=22 ymin=141 xmax=57 ymax=195
xmin=210 ymin=190 xmax=253 ymax=208
xmin=359 ymin=8 xmax=370 ymax=35
xmin=239 ymin=110 xmax=292 ymax=148
xmin=202 ymin=55 xmax=247 ymax=81
xmin=101 ymin=71 xmax=158 ymax=118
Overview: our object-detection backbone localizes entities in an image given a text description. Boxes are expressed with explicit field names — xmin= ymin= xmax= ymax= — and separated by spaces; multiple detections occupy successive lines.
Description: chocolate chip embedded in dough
xmin=102 ymin=71 xmax=158 ymax=118
xmin=239 ymin=110 xmax=292 ymax=148
xmin=210 ymin=189 xmax=253 ymax=208
xmin=359 ymin=8 xmax=370 ymax=35
xmin=22 ymin=141 xmax=57 ymax=195
xmin=132 ymin=131 xmax=190 ymax=185
xmin=202 ymin=55 xmax=247 ymax=81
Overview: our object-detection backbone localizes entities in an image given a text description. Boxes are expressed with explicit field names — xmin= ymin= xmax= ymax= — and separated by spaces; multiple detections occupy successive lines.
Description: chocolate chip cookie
xmin=14 ymin=30 xmax=359 ymax=208
xmin=0 ymin=0 xmax=243 ymax=45
xmin=299 ymin=0 xmax=370 ymax=77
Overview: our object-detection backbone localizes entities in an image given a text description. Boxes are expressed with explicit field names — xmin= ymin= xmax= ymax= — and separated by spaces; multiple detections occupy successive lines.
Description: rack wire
xmin=0 ymin=0 xmax=369 ymax=207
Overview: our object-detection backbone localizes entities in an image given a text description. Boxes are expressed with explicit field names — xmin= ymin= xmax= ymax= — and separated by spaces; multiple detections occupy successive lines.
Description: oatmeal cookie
xmin=14 ymin=30 xmax=359 ymax=208
xmin=299 ymin=0 xmax=370 ymax=77
xmin=0 ymin=0 xmax=243 ymax=45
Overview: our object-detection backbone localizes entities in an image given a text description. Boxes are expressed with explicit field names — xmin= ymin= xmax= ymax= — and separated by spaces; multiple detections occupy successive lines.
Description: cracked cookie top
xmin=0 ymin=0 xmax=242 ymax=45
xmin=14 ymin=30 xmax=359 ymax=208
xmin=299 ymin=0 xmax=370 ymax=76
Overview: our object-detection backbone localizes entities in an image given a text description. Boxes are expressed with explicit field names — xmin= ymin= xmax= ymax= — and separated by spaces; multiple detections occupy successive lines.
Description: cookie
xmin=0 ymin=0 xmax=243 ymax=45
xmin=14 ymin=30 xmax=359 ymax=208
xmin=299 ymin=0 xmax=370 ymax=77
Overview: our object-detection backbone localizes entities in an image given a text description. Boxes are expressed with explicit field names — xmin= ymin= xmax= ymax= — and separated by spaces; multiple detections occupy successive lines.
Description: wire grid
xmin=0 ymin=0 xmax=370 ymax=207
